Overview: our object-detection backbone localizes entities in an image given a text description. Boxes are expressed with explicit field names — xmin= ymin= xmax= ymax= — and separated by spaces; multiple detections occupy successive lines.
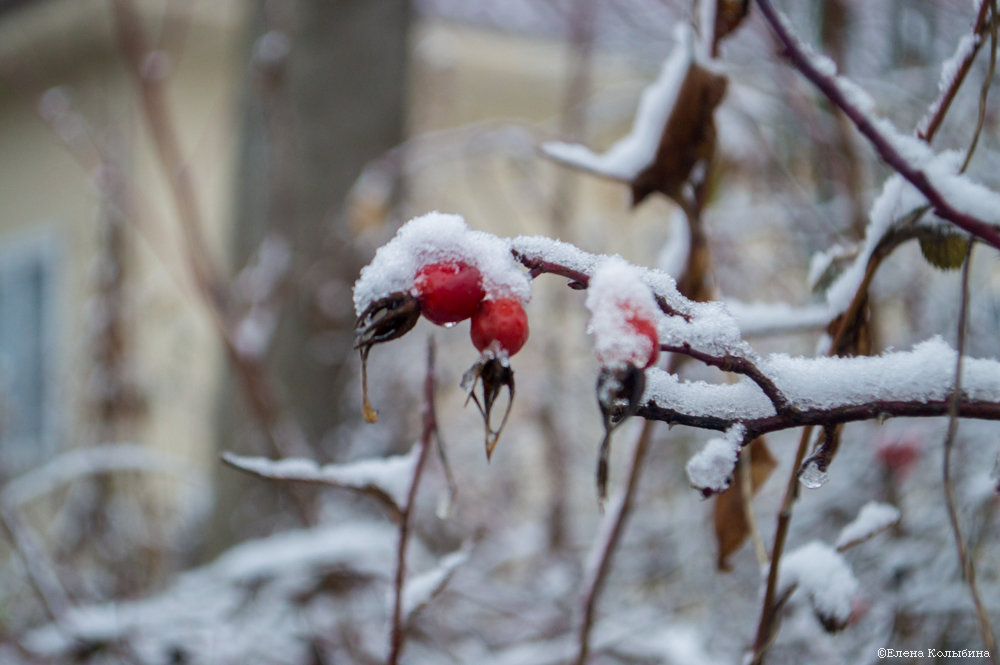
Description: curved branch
xmin=755 ymin=0 xmax=1000 ymax=252
xmin=639 ymin=395 xmax=1000 ymax=440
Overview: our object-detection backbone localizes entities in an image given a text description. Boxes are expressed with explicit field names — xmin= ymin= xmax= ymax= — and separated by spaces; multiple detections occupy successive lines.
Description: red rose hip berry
xmin=470 ymin=298 xmax=529 ymax=357
xmin=413 ymin=261 xmax=485 ymax=326
xmin=623 ymin=304 xmax=659 ymax=369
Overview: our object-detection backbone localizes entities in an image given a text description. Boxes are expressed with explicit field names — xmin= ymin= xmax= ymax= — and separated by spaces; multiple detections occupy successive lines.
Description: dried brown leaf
xmin=714 ymin=437 xmax=776 ymax=570
xmin=631 ymin=63 xmax=727 ymax=206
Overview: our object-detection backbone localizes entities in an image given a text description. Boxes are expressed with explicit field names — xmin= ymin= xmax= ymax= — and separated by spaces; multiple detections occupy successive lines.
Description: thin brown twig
xmin=387 ymin=338 xmax=439 ymax=665
xmin=574 ymin=417 xmax=658 ymax=665
xmin=748 ymin=425 xmax=813 ymax=664
xmin=942 ymin=244 xmax=999 ymax=662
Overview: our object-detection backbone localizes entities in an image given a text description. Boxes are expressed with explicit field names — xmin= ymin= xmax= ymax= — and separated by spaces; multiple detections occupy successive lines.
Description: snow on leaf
xmin=835 ymin=501 xmax=901 ymax=551
xmin=778 ymin=540 xmax=858 ymax=631
xmin=352 ymin=211 xmax=530 ymax=315
xmin=401 ymin=546 xmax=469 ymax=622
xmin=221 ymin=446 xmax=419 ymax=510
xmin=540 ymin=24 xmax=694 ymax=181
xmin=685 ymin=424 xmax=746 ymax=495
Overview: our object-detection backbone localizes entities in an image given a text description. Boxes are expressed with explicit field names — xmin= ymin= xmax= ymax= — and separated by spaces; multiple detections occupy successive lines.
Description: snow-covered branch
xmin=221 ymin=447 xmax=419 ymax=519
xmin=754 ymin=0 xmax=1000 ymax=251
xmin=512 ymin=236 xmax=1000 ymax=440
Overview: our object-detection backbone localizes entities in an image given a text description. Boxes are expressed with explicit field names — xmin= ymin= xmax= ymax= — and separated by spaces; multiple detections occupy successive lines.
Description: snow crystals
xmin=778 ymin=541 xmax=858 ymax=631
xmin=685 ymin=424 xmax=746 ymax=495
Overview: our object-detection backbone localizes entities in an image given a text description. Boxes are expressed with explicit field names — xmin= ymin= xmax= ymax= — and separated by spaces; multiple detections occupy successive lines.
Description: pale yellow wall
xmin=0 ymin=0 xmax=246 ymax=481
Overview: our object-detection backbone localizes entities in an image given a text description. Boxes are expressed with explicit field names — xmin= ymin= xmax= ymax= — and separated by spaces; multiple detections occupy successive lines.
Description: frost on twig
xmin=835 ymin=502 xmax=901 ymax=552
xmin=221 ymin=447 xmax=420 ymax=517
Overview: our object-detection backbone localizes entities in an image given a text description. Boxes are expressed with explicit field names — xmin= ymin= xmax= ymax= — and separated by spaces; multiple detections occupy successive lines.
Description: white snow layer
xmin=644 ymin=336 xmax=1000 ymax=423
xmin=540 ymin=24 xmax=694 ymax=180
xmin=586 ymin=257 xmax=661 ymax=367
xmin=835 ymin=501 xmax=901 ymax=550
xmin=24 ymin=521 xmax=402 ymax=660
xmin=778 ymin=541 xmax=858 ymax=627
xmin=353 ymin=211 xmax=530 ymax=315
xmin=222 ymin=446 xmax=419 ymax=508
xmin=685 ymin=424 xmax=746 ymax=493
xmin=401 ymin=547 xmax=469 ymax=621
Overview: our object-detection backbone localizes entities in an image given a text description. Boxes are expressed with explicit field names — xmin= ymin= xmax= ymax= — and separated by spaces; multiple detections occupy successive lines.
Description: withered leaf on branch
xmin=630 ymin=62 xmax=727 ymax=206
xmin=714 ymin=436 xmax=776 ymax=570
xmin=917 ymin=229 xmax=970 ymax=271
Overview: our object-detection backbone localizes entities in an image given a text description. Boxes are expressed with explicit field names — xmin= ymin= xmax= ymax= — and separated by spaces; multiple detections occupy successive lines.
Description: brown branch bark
xmin=755 ymin=0 xmax=1000 ymax=252
xmin=387 ymin=338 xmax=438 ymax=665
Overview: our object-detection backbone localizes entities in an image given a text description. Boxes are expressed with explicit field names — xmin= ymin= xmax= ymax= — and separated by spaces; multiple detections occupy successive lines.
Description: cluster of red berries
xmin=412 ymin=261 xmax=529 ymax=358
xmin=355 ymin=258 xmax=529 ymax=459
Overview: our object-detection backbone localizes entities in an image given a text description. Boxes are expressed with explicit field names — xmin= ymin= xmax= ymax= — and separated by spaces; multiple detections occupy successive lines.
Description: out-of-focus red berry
xmin=470 ymin=298 xmax=529 ymax=357
xmin=876 ymin=433 xmax=921 ymax=477
xmin=413 ymin=261 xmax=485 ymax=326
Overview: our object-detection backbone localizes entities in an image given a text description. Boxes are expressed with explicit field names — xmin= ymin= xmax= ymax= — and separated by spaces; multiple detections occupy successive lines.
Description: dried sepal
xmin=918 ymin=229 xmax=970 ymax=270
xmin=594 ymin=364 xmax=647 ymax=501
xmin=353 ymin=292 xmax=421 ymax=422
xmin=462 ymin=356 xmax=516 ymax=460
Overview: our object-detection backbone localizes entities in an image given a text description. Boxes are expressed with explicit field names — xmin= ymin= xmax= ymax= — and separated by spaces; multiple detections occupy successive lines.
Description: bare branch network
xmin=513 ymin=237 xmax=1000 ymax=446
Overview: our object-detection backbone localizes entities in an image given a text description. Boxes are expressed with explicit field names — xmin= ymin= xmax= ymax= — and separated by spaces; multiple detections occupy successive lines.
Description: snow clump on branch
xmin=352 ymin=211 xmax=530 ymax=316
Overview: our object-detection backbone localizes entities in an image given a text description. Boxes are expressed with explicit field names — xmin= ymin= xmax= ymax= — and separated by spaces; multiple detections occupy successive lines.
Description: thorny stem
xmin=387 ymin=338 xmax=439 ymax=665
xmin=942 ymin=245 xmax=999 ymax=662
xmin=749 ymin=425 xmax=813 ymax=665
xmin=755 ymin=0 xmax=1000 ymax=252
xmin=574 ymin=418 xmax=658 ymax=665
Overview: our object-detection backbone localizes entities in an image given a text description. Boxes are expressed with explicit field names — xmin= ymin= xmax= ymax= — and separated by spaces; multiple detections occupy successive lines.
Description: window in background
xmin=0 ymin=230 xmax=59 ymax=473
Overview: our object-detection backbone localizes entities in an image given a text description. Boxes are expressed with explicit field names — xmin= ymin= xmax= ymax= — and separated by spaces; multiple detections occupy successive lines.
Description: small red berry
xmin=470 ymin=298 xmax=529 ymax=357
xmin=623 ymin=304 xmax=659 ymax=368
xmin=594 ymin=301 xmax=659 ymax=369
xmin=413 ymin=261 xmax=485 ymax=326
